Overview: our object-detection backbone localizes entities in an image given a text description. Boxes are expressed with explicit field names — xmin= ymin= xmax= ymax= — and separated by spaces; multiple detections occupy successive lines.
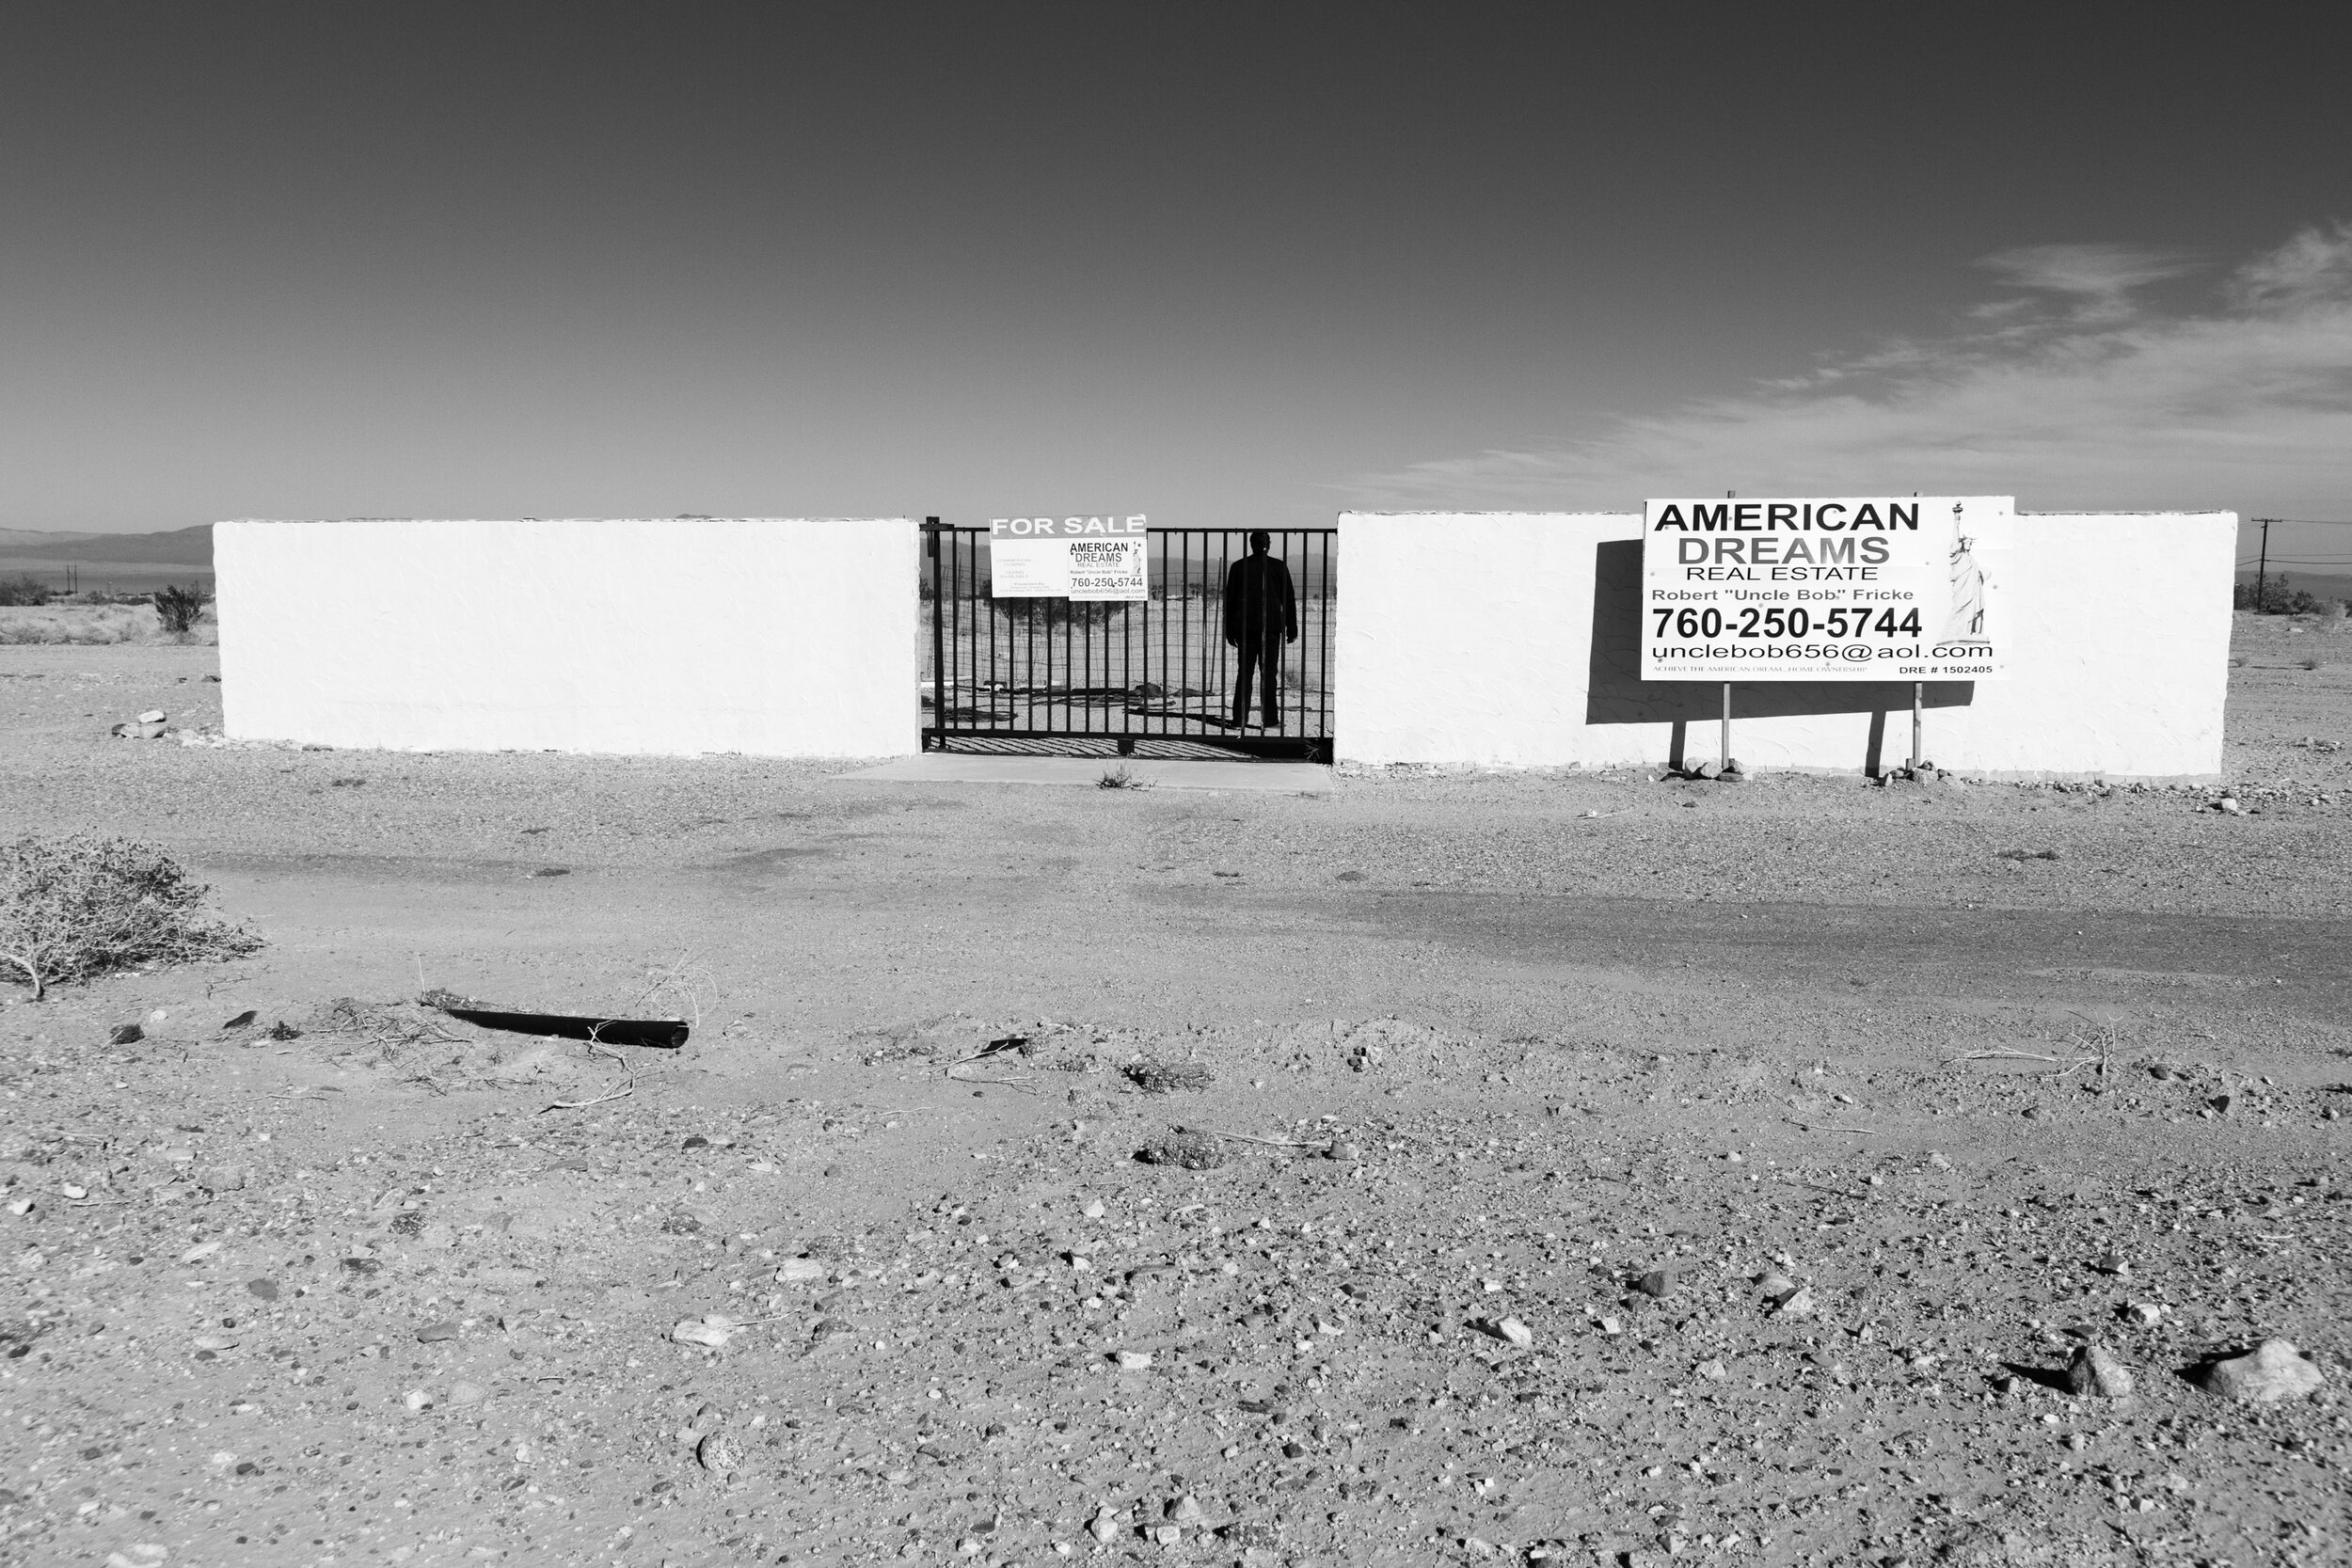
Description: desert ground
xmin=1 ymin=612 xmax=2346 ymax=1568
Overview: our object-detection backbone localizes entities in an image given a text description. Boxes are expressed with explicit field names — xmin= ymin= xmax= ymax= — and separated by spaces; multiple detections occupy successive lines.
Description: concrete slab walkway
xmin=835 ymin=754 xmax=1334 ymax=792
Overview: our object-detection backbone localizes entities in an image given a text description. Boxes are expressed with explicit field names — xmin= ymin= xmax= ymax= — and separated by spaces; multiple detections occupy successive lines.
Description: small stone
xmin=244 ymin=1279 xmax=279 ymax=1302
xmin=1635 ymin=1269 xmax=1674 ymax=1298
xmin=136 ymin=709 xmax=166 ymax=724
xmin=1494 ymin=1316 xmax=1534 ymax=1349
xmin=1081 ymin=1199 xmax=1105 ymax=1219
xmin=695 ymin=1432 xmax=743 ymax=1472
xmin=1756 ymin=1271 xmax=1796 ymax=1297
xmin=60 ymin=1183 xmax=87 ymax=1199
xmin=2093 ymin=1252 xmax=2131 ymax=1278
xmin=1149 ymin=1525 xmax=1183 ymax=1545
xmin=416 ymin=1322 xmax=459 ymax=1343
xmin=2065 ymin=1342 xmax=2134 ymax=1399
xmin=1168 ymin=1495 xmax=1204 ymax=1524
xmin=1695 ymin=1357 xmax=1729 ymax=1381
xmin=671 ymin=1316 xmax=736 ymax=1349
xmin=403 ymin=1389 xmax=434 ymax=1412
xmin=108 ymin=1024 xmax=143 ymax=1046
xmin=1113 ymin=1350 xmax=1153 ymax=1370
xmin=1772 ymin=1286 xmax=1817 ymax=1319
xmin=2123 ymin=1302 xmax=2164 ymax=1327
xmin=1325 ymin=1141 xmax=1361 ymax=1163
xmin=1089 ymin=1510 xmax=1122 ymax=1544
xmin=448 ymin=1381 xmax=486 ymax=1406
xmin=775 ymin=1258 xmax=826 ymax=1284
xmin=2191 ymin=1339 xmax=2326 ymax=1402
xmin=2217 ymin=796 xmax=2243 ymax=815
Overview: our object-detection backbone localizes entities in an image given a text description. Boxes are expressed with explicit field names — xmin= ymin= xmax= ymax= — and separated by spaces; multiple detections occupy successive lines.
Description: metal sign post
xmin=1720 ymin=683 xmax=1732 ymax=772
xmin=1910 ymin=681 xmax=1924 ymax=772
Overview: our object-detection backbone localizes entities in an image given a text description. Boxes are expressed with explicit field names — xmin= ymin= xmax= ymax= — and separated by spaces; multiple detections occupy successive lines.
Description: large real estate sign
xmin=989 ymin=515 xmax=1150 ymax=601
xmin=1640 ymin=496 xmax=2009 ymax=681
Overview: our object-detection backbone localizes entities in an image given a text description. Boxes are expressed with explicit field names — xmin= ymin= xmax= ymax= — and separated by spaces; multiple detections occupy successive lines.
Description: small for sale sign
xmin=989 ymin=515 xmax=1149 ymax=601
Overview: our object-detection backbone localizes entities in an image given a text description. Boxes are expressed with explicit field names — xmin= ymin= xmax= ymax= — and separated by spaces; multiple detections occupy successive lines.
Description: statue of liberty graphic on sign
xmin=1943 ymin=507 xmax=1987 ymax=641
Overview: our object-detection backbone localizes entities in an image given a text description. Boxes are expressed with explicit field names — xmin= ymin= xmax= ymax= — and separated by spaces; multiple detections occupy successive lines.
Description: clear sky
xmin=4 ymin=3 xmax=2348 ymax=568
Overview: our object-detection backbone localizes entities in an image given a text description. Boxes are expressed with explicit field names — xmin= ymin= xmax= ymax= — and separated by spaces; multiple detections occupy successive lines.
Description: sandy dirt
xmin=1 ymin=613 xmax=2346 ymax=1568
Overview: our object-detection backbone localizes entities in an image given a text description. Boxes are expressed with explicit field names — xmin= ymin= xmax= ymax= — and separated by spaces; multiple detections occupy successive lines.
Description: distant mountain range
xmin=0 ymin=524 xmax=214 ymax=567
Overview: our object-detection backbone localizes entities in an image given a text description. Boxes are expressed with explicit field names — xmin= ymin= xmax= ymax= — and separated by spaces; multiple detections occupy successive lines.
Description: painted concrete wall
xmin=216 ymin=517 xmax=919 ymax=756
xmin=1337 ymin=510 xmax=2235 ymax=780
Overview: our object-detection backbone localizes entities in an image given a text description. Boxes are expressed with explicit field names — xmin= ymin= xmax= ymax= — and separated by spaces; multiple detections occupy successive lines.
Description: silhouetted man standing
xmin=1223 ymin=531 xmax=1297 ymax=728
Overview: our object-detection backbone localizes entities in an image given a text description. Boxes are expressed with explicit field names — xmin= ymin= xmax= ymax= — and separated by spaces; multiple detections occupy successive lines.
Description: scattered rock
xmin=108 ymin=1023 xmax=143 ymax=1046
xmin=416 ymin=1321 xmax=459 ymax=1343
xmin=2190 ymin=1339 xmax=2326 ymax=1402
xmin=1771 ymin=1286 xmax=1817 ymax=1320
xmin=1123 ymin=1057 xmax=1215 ymax=1094
xmin=695 ymin=1432 xmax=743 ymax=1472
xmin=2065 ymin=1342 xmax=2133 ymax=1398
xmin=775 ymin=1258 xmax=827 ymax=1284
xmin=448 ymin=1381 xmax=486 ymax=1406
xmin=2122 ymin=1302 xmax=2164 ymax=1327
xmin=1113 ymin=1350 xmax=1153 ymax=1370
xmin=1137 ymin=1131 xmax=1225 ymax=1170
xmin=1634 ymin=1268 xmax=1675 ymax=1298
xmin=671 ymin=1316 xmax=738 ymax=1349
xmin=1089 ymin=1509 xmax=1122 ymax=1544
xmin=1490 ymin=1316 xmax=1534 ymax=1349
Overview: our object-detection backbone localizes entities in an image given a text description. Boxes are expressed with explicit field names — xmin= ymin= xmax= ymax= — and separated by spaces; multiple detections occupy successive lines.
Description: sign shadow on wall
xmin=1583 ymin=540 xmax=1973 ymax=775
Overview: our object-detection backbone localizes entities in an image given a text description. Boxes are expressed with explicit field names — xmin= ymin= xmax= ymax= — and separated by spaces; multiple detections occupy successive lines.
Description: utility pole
xmin=2255 ymin=517 xmax=2273 ymax=606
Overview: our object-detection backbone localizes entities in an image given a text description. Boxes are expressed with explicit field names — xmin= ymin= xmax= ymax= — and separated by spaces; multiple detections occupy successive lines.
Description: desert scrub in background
xmin=0 ymin=834 xmax=262 ymax=1000
xmin=0 ymin=573 xmax=50 ymax=606
xmin=151 ymin=583 xmax=209 ymax=636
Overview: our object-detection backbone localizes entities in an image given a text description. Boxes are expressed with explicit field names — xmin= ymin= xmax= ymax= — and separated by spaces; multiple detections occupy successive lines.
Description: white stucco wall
xmin=1337 ymin=510 xmax=2235 ymax=780
xmin=216 ymin=518 xmax=918 ymax=756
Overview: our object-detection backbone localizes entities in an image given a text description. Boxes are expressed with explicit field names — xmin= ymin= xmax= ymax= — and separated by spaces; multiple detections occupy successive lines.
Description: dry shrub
xmin=0 ymin=834 xmax=262 ymax=1000
xmin=152 ymin=584 xmax=208 ymax=636
xmin=1123 ymin=1055 xmax=1215 ymax=1093
xmin=0 ymin=573 xmax=50 ymax=607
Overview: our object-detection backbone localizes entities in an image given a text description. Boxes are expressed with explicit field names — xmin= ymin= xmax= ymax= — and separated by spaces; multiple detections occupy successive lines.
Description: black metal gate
xmin=922 ymin=521 xmax=1335 ymax=761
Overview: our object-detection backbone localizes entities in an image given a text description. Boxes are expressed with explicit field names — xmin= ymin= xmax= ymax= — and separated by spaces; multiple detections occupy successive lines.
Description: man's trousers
xmin=1232 ymin=637 xmax=1282 ymax=727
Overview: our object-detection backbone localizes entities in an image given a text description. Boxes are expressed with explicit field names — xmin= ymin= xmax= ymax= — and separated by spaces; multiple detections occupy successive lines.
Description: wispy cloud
xmin=1977 ymin=243 xmax=2200 ymax=321
xmin=1340 ymin=226 xmax=2352 ymax=520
